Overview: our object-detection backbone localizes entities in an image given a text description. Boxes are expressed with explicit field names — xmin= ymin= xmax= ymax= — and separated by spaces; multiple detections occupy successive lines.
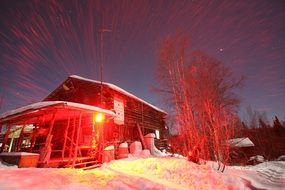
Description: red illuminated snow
xmin=0 ymin=157 xmax=284 ymax=190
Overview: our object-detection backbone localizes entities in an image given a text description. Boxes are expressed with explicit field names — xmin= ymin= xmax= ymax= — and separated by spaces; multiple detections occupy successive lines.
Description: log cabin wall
xmin=44 ymin=77 xmax=167 ymax=144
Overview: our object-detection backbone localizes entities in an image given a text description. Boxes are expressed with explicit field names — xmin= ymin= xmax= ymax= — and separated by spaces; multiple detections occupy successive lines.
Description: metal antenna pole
xmin=99 ymin=28 xmax=111 ymax=108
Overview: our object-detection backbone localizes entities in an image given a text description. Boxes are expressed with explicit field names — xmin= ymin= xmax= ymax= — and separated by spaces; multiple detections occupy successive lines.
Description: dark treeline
xmin=234 ymin=116 xmax=285 ymax=161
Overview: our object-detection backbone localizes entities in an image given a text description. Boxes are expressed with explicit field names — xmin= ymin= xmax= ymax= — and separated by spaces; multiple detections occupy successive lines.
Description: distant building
xmin=0 ymin=75 xmax=167 ymax=168
xmin=228 ymin=137 xmax=254 ymax=148
xmin=228 ymin=137 xmax=255 ymax=165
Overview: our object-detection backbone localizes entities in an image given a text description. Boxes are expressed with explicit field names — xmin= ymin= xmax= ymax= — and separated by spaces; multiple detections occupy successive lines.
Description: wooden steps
xmin=82 ymin=164 xmax=102 ymax=170
xmin=64 ymin=157 xmax=101 ymax=169
xmin=72 ymin=160 xmax=99 ymax=168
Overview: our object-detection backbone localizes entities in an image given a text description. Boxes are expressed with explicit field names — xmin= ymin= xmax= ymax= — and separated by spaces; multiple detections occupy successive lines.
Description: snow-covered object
xmin=144 ymin=133 xmax=164 ymax=157
xmin=129 ymin=141 xmax=142 ymax=155
xmin=144 ymin=133 xmax=156 ymax=138
xmin=119 ymin=142 xmax=128 ymax=148
xmin=228 ymin=137 xmax=254 ymax=148
xmin=173 ymin=153 xmax=185 ymax=158
xmin=104 ymin=145 xmax=114 ymax=151
xmin=103 ymin=145 xmax=115 ymax=163
xmin=118 ymin=143 xmax=129 ymax=159
xmin=249 ymin=155 xmax=265 ymax=163
xmin=70 ymin=75 xmax=167 ymax=114
xmin=277 ymin=155 xmax=285 ymax=161
xmin=161 ymin=149 xmax=173 ymax=157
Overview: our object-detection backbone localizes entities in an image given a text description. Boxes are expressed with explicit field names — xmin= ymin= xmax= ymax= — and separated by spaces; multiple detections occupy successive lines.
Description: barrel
xmin=103 ymin=145 xmax=115 ymax=163
xmin=118 ymin=142 xmax=129 ymax=159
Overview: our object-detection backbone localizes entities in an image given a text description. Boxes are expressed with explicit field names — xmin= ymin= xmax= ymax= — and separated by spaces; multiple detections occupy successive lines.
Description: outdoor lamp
xmin=93 ymin=112 xmax=105 ymax=123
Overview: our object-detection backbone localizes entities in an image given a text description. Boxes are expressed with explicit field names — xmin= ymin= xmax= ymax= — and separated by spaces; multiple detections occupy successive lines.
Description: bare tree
xmin=155 ymin=34 xmax=243 ymax=163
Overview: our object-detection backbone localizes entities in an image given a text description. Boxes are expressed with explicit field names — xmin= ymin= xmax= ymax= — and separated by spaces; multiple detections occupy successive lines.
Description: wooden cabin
xmin=0 ymin=75 xmax=167 ymax=168
xmin=228 ymin=137 xmax=255 ymax=165
xmin=44 ymin=75 xmax=168 ymax=143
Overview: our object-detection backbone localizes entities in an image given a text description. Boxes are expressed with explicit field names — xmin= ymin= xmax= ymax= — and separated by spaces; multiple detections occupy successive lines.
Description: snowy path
xmin=226 ymin=161 xmax=285 ymax=190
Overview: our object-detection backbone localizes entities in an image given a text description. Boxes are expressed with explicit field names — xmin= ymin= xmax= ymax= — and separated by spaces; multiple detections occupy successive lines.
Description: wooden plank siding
xmin=44 ymin=77 xmax=167 ymax=144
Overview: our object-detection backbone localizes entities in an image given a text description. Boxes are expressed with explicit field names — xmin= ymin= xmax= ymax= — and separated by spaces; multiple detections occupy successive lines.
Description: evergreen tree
xmin=273 ymin=116 xmax=283 ymax=136
xmin=259 ymin=118 xmax=269 ymax=128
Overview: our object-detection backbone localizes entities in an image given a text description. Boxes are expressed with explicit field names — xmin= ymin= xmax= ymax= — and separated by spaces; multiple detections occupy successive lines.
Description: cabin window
xmin=21 ymin=138 xmax=32 ymax=148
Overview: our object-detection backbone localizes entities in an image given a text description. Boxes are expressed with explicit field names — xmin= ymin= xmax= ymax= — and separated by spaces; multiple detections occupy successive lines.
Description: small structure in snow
xmin=228 ymin=137 xmax=255 ymax=148
xmin=228 ymin=137 xmax=255 ymax=165
xmin=248 ymin=155 xmax=264 ymax=165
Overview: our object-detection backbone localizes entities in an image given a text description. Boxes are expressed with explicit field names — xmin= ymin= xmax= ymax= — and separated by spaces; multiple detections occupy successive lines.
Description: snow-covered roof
xmin=228 ymin=137 xmax=255 ymax=148
xmin=70 ymin=75 xmax=167 ymax=114
xmin=0 ymin=152 xmax=39 ymax=156
xmin=0 ymin=101 xmax=116 ymax=120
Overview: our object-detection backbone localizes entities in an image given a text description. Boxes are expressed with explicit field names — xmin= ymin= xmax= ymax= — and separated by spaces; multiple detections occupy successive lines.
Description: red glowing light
xmin=93 ymin=112 xmax=105 ymax=123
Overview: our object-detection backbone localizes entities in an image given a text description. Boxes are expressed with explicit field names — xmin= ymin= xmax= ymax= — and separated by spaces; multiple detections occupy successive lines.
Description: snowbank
xmin=0 ymin=157 xmax=284 ymax=190
xmin=226 ymin=161 xmax=285 ymax=189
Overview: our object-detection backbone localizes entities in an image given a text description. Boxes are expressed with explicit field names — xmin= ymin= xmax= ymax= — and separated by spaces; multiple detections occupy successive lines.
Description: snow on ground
xmin=0 ymin=157 xmax=285 ymax=190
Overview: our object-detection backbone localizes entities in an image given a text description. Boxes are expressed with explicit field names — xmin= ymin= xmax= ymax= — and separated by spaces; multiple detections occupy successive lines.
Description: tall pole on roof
xmin=99 ymin=27 xmax=111 ymax=108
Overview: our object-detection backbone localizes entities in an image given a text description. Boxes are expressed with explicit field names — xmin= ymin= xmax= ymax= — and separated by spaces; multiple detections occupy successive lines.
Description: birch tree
xmin=156 ymin=34 xmax=243 ymax=162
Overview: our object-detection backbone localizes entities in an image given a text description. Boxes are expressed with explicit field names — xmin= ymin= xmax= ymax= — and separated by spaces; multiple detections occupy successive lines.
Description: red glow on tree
xmin=156 ymin=34 xmax=243 ymax=164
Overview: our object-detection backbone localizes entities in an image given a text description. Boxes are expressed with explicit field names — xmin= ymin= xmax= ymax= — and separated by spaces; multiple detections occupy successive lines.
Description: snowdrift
xmin=0 ymin=157 xmax=284 ymax=190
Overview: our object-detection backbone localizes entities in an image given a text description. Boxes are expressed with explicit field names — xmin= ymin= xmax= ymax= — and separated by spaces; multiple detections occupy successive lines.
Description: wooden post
xmin=62 ymin=113 xmax=71 ymax=159
xmin=0 ymin=123 xmax=2 ymax=150
xmin=136 ymin=123 xmax=146 ymax=149
xmin=0 ymin=124 xmax=2 ymax=138
xmin=16 ymin=122 xmax=27 ymax=151
xmin=47 ymin=112 xmax=56 ymax=140
xmin=0 ymin=124 xmax=11 ymax=152
xmin=101 ymin=121 xmax=104 ymax=162
xmin=141 ymin=102 xmax=144 ymax=135
xmin=68 ymin=114 xmax=76 ymax=165
xmin=41 ymin=112 xmax=56 ymax=164
xmin=72 ymin=112 xmax=82 ymax=168
xmin=30 ymin=116 xmax=44 ymax=152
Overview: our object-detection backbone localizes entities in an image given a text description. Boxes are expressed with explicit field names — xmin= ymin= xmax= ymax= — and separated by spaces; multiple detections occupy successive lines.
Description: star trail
xmin=0 ymin=0 xmax=284 ymax=120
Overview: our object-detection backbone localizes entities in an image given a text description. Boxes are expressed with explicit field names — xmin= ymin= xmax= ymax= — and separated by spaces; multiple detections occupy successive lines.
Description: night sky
xmin=0 ymin=0 xmax=284 ymax=121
